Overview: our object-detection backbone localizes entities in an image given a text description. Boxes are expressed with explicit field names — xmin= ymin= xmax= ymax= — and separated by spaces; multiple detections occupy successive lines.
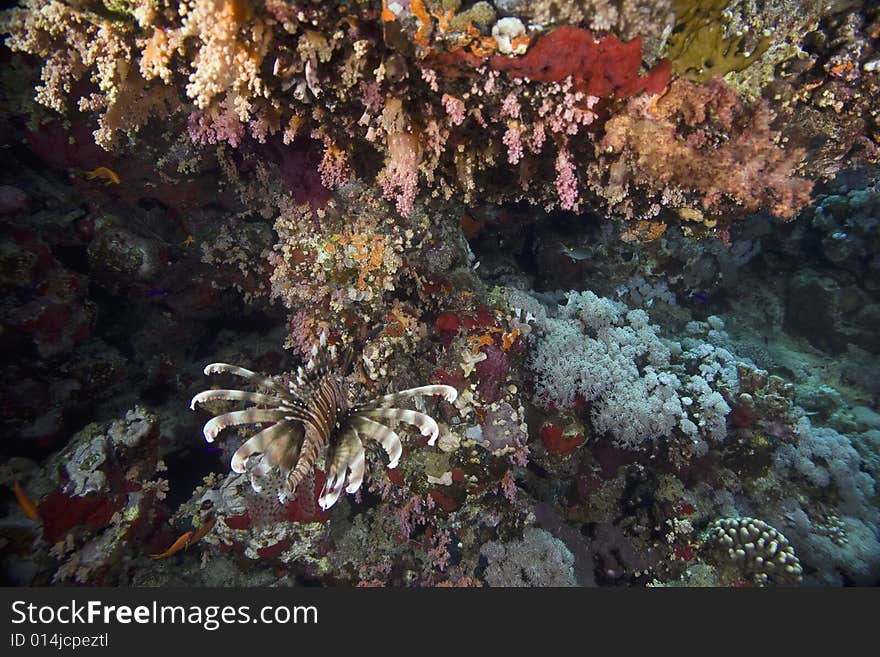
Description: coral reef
xmin=0 ymin=1 xmax=878 ymax=589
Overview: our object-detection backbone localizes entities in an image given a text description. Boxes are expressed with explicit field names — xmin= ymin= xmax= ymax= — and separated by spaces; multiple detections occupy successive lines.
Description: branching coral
xmin=1 ymin=0 xmax=130 ymax=115
xmin=267 ymin=183 xmax=419 ymax=347
xmin=179 ymin=0 xmax=271 ymax=116
xmin=190 ymin=333 xmax=457 ymax=510
xmin=0 ymin=0 xmax=151 ymax=148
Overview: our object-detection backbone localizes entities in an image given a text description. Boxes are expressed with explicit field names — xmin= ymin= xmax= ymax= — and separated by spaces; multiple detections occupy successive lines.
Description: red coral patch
xmin=224 ymin=513 xmax=252 ymax=530
xmin=38 ymin=490 xmax=125 ymax=543
xmin=434 ymin=311 xmax=461 ymax=336
xmin=429 ymin=489 xmax=461 ymax=512
xmin=257 ymin=538 xmax=292 ymax=560
xmin=539 ymin=423 xmax=585 ymax=457
xmin=489 ymin=27 xmax=670 ymax=99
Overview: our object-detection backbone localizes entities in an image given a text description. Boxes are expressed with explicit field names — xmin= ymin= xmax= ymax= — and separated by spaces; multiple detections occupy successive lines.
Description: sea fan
xmin=190 ymin=334 xmax=457 ymax=510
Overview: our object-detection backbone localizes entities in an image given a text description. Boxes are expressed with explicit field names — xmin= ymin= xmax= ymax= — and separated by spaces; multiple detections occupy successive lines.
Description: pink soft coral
xmin=602 ymin=79 xmax=813 ymax=219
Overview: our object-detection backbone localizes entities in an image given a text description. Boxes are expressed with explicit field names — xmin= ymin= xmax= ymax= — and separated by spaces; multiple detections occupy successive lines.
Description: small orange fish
xmin=13 ymin=481 xmax=40 ymax=522
xmin=149 ymin=531 xmax=193 ymax=560
xmin=148 ymin=516 xmax=216 ymax=560
xmin=800 ymin=80 xmax=824 ymax=92
xmin=189 ymin=516 xmax=216 ymax=545
xmin=84 ymin=166 xmax=120 ymax=185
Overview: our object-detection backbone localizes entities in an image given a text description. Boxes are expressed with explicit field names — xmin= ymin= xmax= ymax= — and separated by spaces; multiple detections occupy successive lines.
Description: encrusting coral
xmin=190 ymin=333 xmax=457 ymax=510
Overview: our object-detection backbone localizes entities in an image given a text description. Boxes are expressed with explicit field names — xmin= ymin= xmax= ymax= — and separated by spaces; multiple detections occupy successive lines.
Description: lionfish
xmin=189 ymin=334 xmax=457 ymax=510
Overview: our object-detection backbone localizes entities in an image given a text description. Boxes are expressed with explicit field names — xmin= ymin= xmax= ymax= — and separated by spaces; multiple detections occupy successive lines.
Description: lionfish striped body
xmin=190 ymin=334 xmax=457 ymax=510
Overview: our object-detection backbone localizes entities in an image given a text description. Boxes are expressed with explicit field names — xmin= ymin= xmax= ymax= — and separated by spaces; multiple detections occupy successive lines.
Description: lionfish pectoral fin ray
xmin=357 ymin=408 xmax=441 ymax=446
xmin=351 ymin=416 xmax=402 ymax=468
xmin=202 ymin=363 xmax=288 ymax=396
xmin=364 ymin=384 xmax=458 ymax=409
xmin=319 ymin=426 xmax=362 ymax=510
xmin=190 ymin=389 xmax=281 ymax=410
xmin=344 ymin=444 xmax=366 ymax=494
xmin=230 ymin=420 xmax=292 ymax=473
xmin=203 ymin=409 xmax=288 ymax=443
xmin=266 ymin=422 xmax=304 ymax=472
xmin=319 ymin=426 xmax=364 ymax=510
